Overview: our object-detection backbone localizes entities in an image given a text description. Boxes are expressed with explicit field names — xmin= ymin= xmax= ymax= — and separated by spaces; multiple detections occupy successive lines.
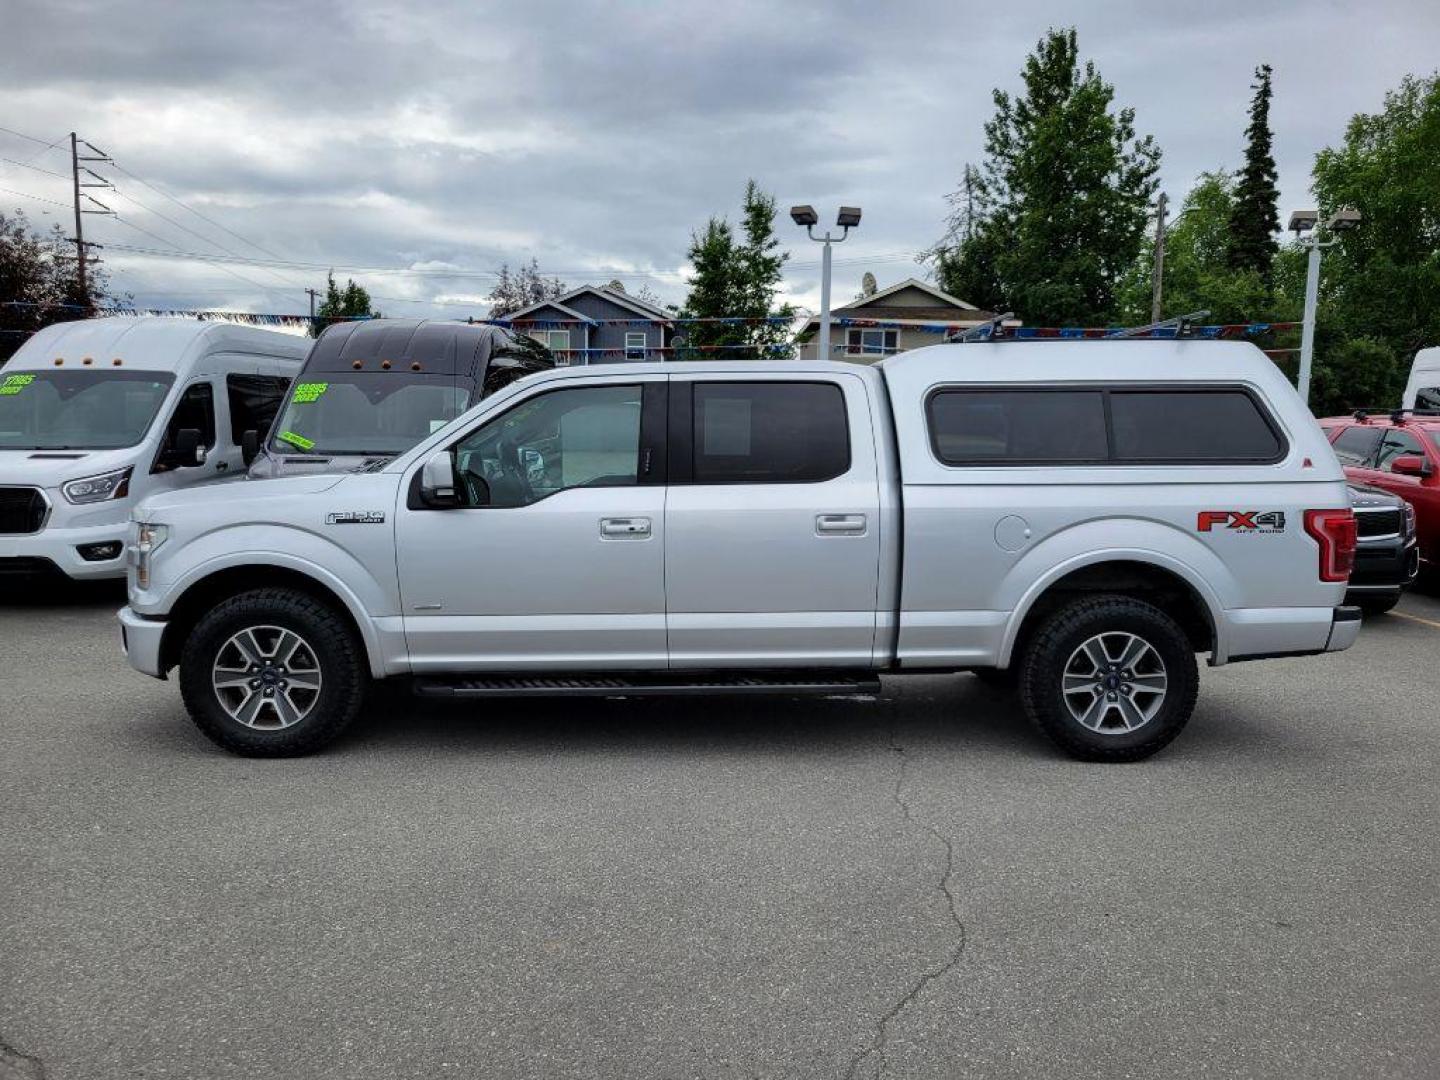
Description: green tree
xmin=1 ymin=208 xmax=116 ymax=360
xmin=1310 ymin=72 xmax=1440 ymax=372
xmin=311 ymin=272 xmax=378 ymax=337
xmin=677 ymin=180 xmax=795 ymax=359
xmin=1116 ymin=171 xmax=1283 ymax=325
xmin=1226 ymin=64 xmax=1281 ymax=284
xmin=486 ymin=258 xmax=567 ymax=319
xmin=932 ymin=28 xmax=1160 ymax=325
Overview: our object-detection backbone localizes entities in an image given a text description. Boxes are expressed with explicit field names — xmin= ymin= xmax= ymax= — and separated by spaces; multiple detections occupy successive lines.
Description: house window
xmin=528 ymin=330 xmax=574 ymax=364
xmin=624 ymin=332 xmax=647 ymax=360
xmin=845 ymin=328 xmax=898 ymax=357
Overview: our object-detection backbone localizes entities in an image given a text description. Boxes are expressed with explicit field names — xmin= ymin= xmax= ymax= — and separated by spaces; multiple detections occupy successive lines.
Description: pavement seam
xmin=0 ymin=1035 xmax=46 ymax=1080
xmin=843 ymin=726 xmax=968 ymax=1080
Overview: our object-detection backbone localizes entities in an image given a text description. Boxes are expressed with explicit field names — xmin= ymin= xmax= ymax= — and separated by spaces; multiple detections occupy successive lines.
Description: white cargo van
xmin=0 ymin=317 xmax=306 ymax=582
xmin=1401 ymin=346 xmax=1440 ymax=411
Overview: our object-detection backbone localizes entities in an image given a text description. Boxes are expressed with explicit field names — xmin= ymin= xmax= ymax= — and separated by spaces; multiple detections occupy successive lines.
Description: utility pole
xmin=68 ymin=133 xmax=115 ymax=311
xmin=306 ymin=288 xmax=320 ymax=319
xmin=70 ymin=133 xmax=87 ymax=301
xmin=1149 ymin=192 xmax=1168 ymax=324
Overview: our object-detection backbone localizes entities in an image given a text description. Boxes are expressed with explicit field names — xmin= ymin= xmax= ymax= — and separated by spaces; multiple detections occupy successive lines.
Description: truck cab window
xmin=452 ymin=384 xmax=642 ymax=508
xmin=1375 ymin=428 xmax=1424 ymax=472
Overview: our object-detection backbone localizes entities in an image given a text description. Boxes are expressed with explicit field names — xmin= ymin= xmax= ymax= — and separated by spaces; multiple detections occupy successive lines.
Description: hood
xmin=247 ymin=450 xmax=396 ymax=480
xmin=136 ymin=472 xmax=348 ymax=518
xmin=1348 ymin=483 xmax=1402 ymax=509
xmin=0 ymin=447 xmax=143 ymax=489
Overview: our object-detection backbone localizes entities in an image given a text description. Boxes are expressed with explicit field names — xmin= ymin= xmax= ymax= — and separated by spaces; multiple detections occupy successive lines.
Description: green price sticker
xmin=291 ymin=382 xmax=329 ymax=404
xmin=277 ymin=430 xmax=315 ymax=451
xmin=0 ymin=373 xmax=36 ymax=396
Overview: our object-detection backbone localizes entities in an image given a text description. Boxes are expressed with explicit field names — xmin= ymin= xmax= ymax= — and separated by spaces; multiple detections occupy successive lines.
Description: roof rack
xmin=1351 ymin=408 xmax=1440 ymax=424
xmin=946 ymin=311 xmax=1015 ymax=343
xmin=1106 ymin=310 xmax=1211 ymax=339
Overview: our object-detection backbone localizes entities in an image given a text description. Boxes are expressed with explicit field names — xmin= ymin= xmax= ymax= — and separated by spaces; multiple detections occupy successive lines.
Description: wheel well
xmin=1009 ymin=561 xmax=1215 ymax=665
xmin=158 ymin=565 xmax=368 ymax=674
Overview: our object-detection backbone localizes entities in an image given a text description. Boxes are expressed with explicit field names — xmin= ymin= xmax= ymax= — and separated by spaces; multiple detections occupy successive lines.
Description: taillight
xmin=1304 ymin=509 xmax=1357 ymax=582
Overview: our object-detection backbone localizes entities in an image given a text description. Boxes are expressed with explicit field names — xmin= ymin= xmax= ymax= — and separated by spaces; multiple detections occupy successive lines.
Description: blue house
xmin=502 ymin=284 xmax=675 ymax=364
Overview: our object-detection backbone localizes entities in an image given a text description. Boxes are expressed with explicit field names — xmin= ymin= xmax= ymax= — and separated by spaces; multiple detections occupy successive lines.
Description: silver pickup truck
xmin=120 ymin=340 xmax=1360 ymax=762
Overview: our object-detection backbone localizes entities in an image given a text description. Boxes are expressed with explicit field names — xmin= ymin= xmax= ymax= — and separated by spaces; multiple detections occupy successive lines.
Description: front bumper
xmin=1346 ymin=537 xmax=1419 ymax=599
xmin=119 ymin=605 xmax=168 ymax=678
xmin=0 ymin=519 xmax=131 ymax=580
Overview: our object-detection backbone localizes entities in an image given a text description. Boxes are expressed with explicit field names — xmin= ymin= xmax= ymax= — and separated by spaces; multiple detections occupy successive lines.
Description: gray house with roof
xmin=502 ymin=284 xmax=675 ymax=364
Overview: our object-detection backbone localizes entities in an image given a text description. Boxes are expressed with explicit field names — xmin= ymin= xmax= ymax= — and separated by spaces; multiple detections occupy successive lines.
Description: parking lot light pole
xmin=1290 ymin=207 xmax=1361 ymax=408
xmin=791 ymin=205 xmax=861 ymax=361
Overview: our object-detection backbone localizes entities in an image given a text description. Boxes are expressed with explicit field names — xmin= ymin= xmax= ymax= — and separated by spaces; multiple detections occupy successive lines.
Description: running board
xmin=411 ymin=672 xmax=882 ymax=699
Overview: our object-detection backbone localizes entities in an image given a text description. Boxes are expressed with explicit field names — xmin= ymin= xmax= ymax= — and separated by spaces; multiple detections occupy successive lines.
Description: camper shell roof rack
xmin=946 ymin=310 xmax=1213 ymax=344
xmin=1351 ymin=407 xmax=1440 ymax=424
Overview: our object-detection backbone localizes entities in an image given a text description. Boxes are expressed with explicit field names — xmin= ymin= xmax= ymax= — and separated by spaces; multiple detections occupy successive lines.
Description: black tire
xmin=1355 ymin=593 xmax=1400 ymax=616
xmin=1018 ymin=594 xmax=1198 ymax=763
xmin=179 ymin=587 xmax=368 ymax=756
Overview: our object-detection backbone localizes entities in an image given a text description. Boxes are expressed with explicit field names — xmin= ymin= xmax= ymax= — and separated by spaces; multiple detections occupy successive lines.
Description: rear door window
xmin=927 ymin=390 xmax=1108 ymax=465
xmin=1331 ymin=426 xmax=1383 ymax=466
xmin=689 ymin=382 xmax=849 ymax=483
xmin=1109 ymin=389 xmax=1282 ymax=463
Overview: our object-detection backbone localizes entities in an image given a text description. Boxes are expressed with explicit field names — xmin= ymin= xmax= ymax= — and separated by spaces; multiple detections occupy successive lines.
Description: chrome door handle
xmin=816 ymin=513 xmax=866 ymax=535
xmin=600 ymin=517 xmax=652 ymax=538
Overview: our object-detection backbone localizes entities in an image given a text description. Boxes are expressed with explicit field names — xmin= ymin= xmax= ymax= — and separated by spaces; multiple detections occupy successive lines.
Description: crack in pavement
xmin=0 ymin=1035 xmax=45 ymax=1080
xmin=844 ymin=728 xmax=968 ymax=1080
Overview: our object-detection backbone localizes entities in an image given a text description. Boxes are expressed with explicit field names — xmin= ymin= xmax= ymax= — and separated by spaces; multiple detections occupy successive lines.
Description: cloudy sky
xmin=3 ymin=0 xmax=1437 ymax=322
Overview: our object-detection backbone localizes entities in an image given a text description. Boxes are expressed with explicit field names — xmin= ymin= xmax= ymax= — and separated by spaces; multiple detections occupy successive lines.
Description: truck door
xmin=396 ymin=375 xmax=668 ymax=671
xmin=663 ymin=375 xmax=882 ymax=667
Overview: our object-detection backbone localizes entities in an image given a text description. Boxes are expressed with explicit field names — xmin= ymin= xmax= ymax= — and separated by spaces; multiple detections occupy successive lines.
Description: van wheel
xmin=179 ymin=588 xmax=367 ymax=756
xmin=1018 ymin=595 xmax=1198 ymax=762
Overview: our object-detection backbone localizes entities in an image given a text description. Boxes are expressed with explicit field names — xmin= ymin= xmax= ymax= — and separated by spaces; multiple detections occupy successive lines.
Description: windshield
xmin=269 ymin=373 xmax=470 ymax=456
xmin=0 ymin=370 xmax=176 ymax=450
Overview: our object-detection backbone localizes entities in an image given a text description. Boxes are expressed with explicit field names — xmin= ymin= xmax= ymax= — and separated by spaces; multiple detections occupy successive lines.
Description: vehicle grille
xmin=1355 ymin=508 xmax=1403 ymax=539
xmin=0 ymin=487 xmax=47 ymax=534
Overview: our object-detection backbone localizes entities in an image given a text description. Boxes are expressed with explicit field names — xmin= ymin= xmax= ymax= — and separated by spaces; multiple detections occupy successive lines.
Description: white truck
xmin=119 ymin=340 xmax=1361 ymax=762
xmin=0 ymin=318 xmax=306 ymax=582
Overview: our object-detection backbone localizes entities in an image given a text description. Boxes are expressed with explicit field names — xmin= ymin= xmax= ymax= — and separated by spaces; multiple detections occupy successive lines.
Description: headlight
xmin=1404 ymin=501 xmax=1417 ymax=537
xmin=63 ymin=466 xmax=133 ymax=504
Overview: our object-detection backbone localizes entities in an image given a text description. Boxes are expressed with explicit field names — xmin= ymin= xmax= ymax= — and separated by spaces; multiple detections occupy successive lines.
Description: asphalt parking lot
xmin=2 ymin=589 xmax=1438 ymax=1080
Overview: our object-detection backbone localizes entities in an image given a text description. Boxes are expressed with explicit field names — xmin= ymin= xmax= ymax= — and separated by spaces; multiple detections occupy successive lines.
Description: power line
xmin=0 ymin=156 xmax=70 ymax=180
xmin=0 ymin=185 xmax=69 ymax=209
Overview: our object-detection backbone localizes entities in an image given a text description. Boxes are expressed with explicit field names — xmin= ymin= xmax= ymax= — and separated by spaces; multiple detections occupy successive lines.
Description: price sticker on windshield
xmin=291 ymin=382 xmax=329 ymax=404
xmin=0 ymin=373 xmax=36 ymax=395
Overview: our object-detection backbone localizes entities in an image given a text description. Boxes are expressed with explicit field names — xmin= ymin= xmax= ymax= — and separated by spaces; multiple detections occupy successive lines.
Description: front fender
xmin=996 ymin=518 xmax=1233 ymax=667
xmin=142 ymin=524 xmax=398 ymax=678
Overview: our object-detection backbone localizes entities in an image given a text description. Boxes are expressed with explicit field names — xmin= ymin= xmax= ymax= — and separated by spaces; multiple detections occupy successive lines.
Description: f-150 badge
xmin=1197 ymin=510 xmax=1286 ymax=533
xmin=326 ymin=511 xmax=387 ymax=525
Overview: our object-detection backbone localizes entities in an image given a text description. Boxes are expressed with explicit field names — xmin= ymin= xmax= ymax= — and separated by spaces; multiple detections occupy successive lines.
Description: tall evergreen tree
xmin=930 ymin=28 xmax=1160 ymax=325
xmin=1226 ymin=64 xmax=1280 ymax=283
xmin=678 ymin=180 xmax=794 ymax=359
xmin=310 ymin=272 xmax=378 ymax=337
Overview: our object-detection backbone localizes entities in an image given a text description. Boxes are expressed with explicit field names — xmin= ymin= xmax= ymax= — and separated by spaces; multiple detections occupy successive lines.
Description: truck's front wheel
xmin=1018 ymin=595 xmax=1198 ymax=762
xmin=179 ymin=588 xmax=368 ymax=756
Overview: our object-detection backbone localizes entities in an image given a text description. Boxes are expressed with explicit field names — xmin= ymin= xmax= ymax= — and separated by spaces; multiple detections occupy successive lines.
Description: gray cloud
xmin=4 ymin=0 xmax=1437 ymax=319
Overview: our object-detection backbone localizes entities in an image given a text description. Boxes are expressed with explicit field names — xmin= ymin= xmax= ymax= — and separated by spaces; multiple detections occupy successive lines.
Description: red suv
xmin=1320 ymin=411 xmax=1440 ymax=575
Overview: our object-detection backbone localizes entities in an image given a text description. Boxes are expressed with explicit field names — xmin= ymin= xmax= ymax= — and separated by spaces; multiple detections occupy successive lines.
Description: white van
xmin=1401 ymin=346 xmax=1440 ymax=411
xmin=0 ymin=317 xmax=306 ymax=582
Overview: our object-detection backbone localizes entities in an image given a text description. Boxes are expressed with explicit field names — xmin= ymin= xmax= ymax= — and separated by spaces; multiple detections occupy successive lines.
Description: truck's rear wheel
xmin=1018 ymin=595 xmax=1197 ymax=762
xmin=179 ymin=588 xmax=367 ymax=756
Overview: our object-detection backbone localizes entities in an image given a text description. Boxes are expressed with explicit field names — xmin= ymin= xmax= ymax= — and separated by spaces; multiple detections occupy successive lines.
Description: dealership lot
xmin=2 ymin=590 xmax=1438 ymax=1080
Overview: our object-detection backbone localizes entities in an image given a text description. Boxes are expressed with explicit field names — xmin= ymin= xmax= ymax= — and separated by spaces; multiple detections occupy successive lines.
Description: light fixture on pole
xmin=1291 ymin=206 xmax=1361 ymax=408
xmin=791 ymin=204 xmax=861 ymax=361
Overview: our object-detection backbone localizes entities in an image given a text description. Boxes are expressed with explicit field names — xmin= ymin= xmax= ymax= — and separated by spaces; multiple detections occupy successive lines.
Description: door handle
xmin=600 ymin=517 xmax=652 ymax=538
xmin=816 ymin=513 xmax=866 ymax=536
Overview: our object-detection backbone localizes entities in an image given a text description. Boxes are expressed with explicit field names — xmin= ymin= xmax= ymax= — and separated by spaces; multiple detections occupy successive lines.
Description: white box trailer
xmin=0 ymin=317 xmax=307 ymax=581
xmin=1402 ymin=346 xmax=1440 ymax=411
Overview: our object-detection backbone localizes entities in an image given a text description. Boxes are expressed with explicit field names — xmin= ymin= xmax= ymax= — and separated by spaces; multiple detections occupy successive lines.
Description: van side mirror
xmin=241 ymin=429 xmax=260 ymax=467
xmin=420 ymin=450 xmax=460 ymax=508
xmin=1390 ymin=454 xmax=1431 ymax=477
xmin=162 ymin=427 xmax=205 ymax=469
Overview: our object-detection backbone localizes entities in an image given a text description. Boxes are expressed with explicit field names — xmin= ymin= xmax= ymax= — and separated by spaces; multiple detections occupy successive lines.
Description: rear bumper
xmin=119 ymin=605 xmax=168 ymax=679
xmin=1324 ymin=606 xmax=1363 ymax=652
xmin=1218 ymin=604 xmax=1361 ymax=664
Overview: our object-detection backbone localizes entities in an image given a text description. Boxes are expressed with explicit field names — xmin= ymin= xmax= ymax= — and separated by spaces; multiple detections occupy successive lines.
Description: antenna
xmin=1107 ymin=309 xmax=1210 ymax=339
xmin=948 ymin=312 xmax=1014 ymax=343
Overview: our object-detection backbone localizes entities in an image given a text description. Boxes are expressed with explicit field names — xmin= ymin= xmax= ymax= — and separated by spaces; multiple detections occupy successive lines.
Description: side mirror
xmin=241 ymin=429 xmax=260 ymax=467
xmin=1390 ymin=454 xmax=1431 ymax=478
xmin=420 ymin=450 xmax=460 ymax=508
xmin=164 ymin=427 xmax=205 ymax=469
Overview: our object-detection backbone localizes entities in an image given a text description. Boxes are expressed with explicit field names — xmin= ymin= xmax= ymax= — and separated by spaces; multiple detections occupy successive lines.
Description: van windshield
xmin=269 ymin=373 xmax=469 ymax=456
xmin=0 ymin=370 xmax=176 ymax=450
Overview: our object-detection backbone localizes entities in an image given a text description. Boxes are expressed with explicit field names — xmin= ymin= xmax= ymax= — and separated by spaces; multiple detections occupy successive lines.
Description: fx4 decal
xmin=326 ymin=511 xmax=387 ymax=525
xmin=1197 ymin=510 xmax=1286 ymax=534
